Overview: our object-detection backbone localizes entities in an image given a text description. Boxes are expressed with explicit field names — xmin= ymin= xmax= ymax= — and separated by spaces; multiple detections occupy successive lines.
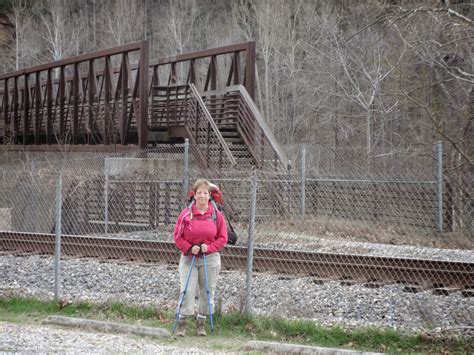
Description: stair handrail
xmin=234 ymin=85 xmax=288 ymax=170
xmin=188 ymin=83 xmax=237 ymax=166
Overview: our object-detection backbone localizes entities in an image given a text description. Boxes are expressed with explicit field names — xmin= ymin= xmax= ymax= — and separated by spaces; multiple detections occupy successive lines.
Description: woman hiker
xmin=173 ymin=179 xmax=228 ymax=336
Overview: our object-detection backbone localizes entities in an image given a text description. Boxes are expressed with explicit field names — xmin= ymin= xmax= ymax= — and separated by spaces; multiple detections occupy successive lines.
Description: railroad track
xmin=1 ymin=231 xmax=473 ymax=290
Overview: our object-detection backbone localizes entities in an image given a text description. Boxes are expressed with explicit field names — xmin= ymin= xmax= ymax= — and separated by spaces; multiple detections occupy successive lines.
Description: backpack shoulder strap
xmin=226 ymin=214 xmax=236 ymax=233
xmin=210 ymin=200 xmax=218 ymax=225
xmin=187 ymin=199 xmax=195 ymax=220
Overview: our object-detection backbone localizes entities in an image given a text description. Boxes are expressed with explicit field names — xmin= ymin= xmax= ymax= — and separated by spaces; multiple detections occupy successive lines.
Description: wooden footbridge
xmin=0 ymin=41 xmax=287 ymax=170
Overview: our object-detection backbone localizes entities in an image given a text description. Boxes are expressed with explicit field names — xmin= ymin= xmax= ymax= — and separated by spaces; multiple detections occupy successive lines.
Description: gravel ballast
xmin=1 ymin=252 xmax=472 ymax=334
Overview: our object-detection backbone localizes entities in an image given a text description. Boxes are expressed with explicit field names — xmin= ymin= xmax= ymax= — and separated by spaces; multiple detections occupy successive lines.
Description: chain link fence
xmin=1 ymin=141 xmax=472 ymax=312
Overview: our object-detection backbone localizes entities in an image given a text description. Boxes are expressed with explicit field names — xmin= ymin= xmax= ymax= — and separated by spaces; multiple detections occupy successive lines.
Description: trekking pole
xmin=202 ymin=253 xmax=215 ymax=334
xmin=173 ymin=255 xmax=196 ymax=334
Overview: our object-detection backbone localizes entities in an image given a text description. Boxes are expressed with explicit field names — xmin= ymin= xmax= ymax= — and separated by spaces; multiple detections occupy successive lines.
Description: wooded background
xmin=0 ymin=0 xmax=472 ymax=178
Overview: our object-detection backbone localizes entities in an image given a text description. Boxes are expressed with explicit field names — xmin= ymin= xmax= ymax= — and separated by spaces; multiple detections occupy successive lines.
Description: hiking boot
xmin=175 ymin=317 xmax=187 ymax=337
xmin=196 ymin=315 xmax=207 ymax=336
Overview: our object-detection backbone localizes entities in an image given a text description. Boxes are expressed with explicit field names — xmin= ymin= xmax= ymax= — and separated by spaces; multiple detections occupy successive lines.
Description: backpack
xmin=187 ymin=183 xmax=238 ymax=245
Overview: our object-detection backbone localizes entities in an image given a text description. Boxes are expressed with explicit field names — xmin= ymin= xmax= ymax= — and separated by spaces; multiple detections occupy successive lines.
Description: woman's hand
xmin=191 ymin=244 xmax=208 ymax=255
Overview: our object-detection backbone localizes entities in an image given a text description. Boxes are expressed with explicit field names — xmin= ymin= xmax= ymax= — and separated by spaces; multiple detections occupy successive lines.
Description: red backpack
xmin=187 ymin=183 xmax=237 ymax=245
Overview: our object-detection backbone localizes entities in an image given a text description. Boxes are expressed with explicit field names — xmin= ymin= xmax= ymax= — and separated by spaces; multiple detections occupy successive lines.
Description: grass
xmin=0 ymin=297 xmax=472 ymax=354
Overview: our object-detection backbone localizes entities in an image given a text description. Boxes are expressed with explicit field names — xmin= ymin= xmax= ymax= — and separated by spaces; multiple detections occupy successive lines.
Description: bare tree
xmin=37 ymin=0 xmax=84 ymax=61
xmin=330 ymin=29 xmax=405 ymax=159
xmin=6 ymin=0 xmax=34 ymax=69
xmin=232 ymin=0 xmax=278 ymax=125
xmin=97 ymin=0 xmax=145 ymax=47
xmin=149 ymin=0 xmax=226 ymax=85
xmin=0 ymin=12 xmax=15 ymax=72
xmin=391 ymin=4 xmax=473 ymax=166
xmin=156 ymin=0 xmax=200 ymax=55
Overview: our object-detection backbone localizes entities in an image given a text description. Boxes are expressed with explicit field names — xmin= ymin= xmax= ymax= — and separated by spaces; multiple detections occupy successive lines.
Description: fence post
xmin=54 ymin=169 xmax=63 ymax=300
xmin=183 ymin=138 xmax=190 ymax=200
xmin=31 ymin=159 xmax=37 ymax=232
xmin=287 ymin=160 xmax=292 ymax=212
xmin=301 ymin=145 xmax=306 ymax=218
xmin=436 ymin=141 xmax=443 ymax=232
xmin=243 ymin=170 xmax=257 ymax=315
xmin=104 ymin=158 xmax=109 ymax=234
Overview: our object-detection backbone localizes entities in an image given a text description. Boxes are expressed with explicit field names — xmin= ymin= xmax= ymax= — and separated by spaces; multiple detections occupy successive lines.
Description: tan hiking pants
xmin=177 ymin=252 xmax=221 ymax=316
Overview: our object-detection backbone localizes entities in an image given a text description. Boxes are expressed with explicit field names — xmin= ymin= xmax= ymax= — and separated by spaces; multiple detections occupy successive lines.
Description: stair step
xmin=229 ymin=144 xmax=248 ymax=149
xmin=230 ymin=152 xmax=251 ymax=159
xmin=220 ymin=130 xmax=240 ymax=136
xmin=225 ymin=139 xmax=245 ymax=145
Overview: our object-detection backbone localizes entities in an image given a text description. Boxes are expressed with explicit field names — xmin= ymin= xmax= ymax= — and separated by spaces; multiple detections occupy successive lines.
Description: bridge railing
xmin=235 ymin=85 xmax=288 ymax=171
xmin=202 ymin=85 xmax=289 ymax=171
xmin=1 ymin=41 xmax=257 ymax=149
xmin=149 ymin=42 xmax=256 ymax=101
xmin=0 ymin=41 xmax=149 ymax=148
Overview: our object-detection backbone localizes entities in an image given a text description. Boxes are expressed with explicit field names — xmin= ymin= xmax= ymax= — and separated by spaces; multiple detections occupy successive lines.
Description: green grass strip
xmin=0 ymin=297 xmax=471 ymax=354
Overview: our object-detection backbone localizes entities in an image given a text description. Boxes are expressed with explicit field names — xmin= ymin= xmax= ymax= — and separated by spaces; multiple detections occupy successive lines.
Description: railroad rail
xmin=1 ymin=231 xmax=473 ymax=289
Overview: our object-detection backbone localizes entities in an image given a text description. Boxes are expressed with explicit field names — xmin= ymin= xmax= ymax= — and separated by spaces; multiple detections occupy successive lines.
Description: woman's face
xmin=195 ymin=185 xmax=210 ymax=207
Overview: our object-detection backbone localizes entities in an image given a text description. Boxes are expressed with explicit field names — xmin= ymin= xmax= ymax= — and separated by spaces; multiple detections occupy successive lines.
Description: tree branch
xmin=401 ymin=6 xmax=474 ymax=26
xmin=402 ymin=91 xmax=473 ymax=166
xmin=345 ymin=4 xmax=474 ymax=44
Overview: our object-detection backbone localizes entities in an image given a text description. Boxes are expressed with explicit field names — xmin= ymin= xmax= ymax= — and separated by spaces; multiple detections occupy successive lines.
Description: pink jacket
xmin=173 ymin=203 xmax=228 ymax=256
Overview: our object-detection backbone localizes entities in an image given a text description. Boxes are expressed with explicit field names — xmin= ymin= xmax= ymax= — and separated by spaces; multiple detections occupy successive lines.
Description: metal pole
xmin=244 ymin=171 xmax=257 ymax=315
xmin=301 ymin=145 xmax=306 ymax=218
xmin=436 ymin=141 xmax=443 ymax=232
xmin=184 ymin=138 xmax=189 ymax=199
xmin=54 ymin=169 xmax=63 ymax=300
xmin=31 ymin=159 xmax=37 ymax=232
xmin=104 ymin=159 xmax=109 ymax=234
xmin=138 ymin=40 xmax=149 ymax=149
xmin=287 ymin=160 xmax=292 ymax=213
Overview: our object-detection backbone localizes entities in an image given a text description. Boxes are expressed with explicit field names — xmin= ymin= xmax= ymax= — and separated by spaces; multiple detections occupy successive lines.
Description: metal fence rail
xmin=0 ymin=143 xmax=471 ymax=238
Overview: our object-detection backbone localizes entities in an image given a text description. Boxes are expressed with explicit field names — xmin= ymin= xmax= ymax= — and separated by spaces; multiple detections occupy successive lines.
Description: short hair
xmin=191 ymin=179 xmax=211 ymax=193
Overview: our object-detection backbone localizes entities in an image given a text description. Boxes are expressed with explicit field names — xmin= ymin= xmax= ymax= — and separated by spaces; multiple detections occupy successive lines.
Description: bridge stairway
xmin=217 ymin=128 xmax=255 ymax=168
xmin=202 ymin=91 xmax=257 ymax=169
xmin=149 ymin=85 xmax=258 ymax=168
xmin=149 ymin=85 xmax=286 ymax=219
